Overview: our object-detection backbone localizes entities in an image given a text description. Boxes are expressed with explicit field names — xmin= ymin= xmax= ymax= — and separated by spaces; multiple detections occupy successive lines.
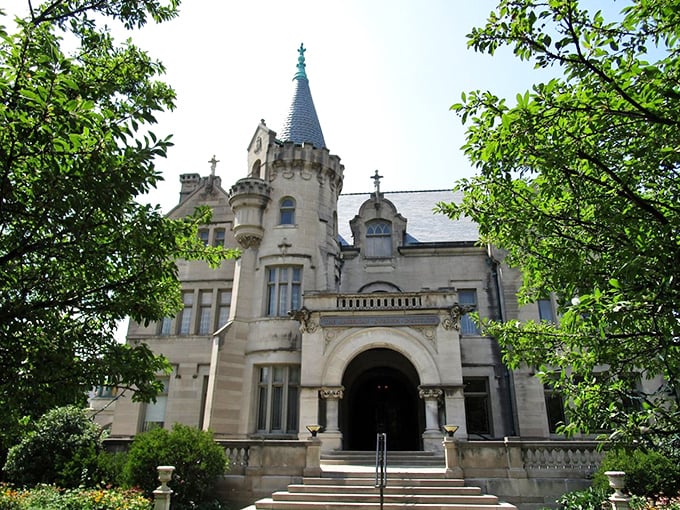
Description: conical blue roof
xmin=279 ymin=44 xmax=326 ymax=149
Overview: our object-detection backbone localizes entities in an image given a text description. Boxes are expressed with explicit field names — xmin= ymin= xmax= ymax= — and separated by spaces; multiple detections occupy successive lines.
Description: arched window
xmin=279 ymin=197 xmax=296 ymax=225
xmin=365 ymin=220 xmax=392 ymax=257
xmin=250 ymin=159 xmax=262 ymax=178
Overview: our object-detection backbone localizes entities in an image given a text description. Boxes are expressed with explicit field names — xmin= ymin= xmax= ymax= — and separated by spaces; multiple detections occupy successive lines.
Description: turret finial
xmin=295 ymin=43 xmax=307 ymax=80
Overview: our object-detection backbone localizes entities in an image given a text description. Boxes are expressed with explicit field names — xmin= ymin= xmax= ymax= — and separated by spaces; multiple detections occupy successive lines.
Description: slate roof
xmin=337 ymin=189 xmax=480 ymax=246
xmin=278 ymin=46 xmax=326 ymax=149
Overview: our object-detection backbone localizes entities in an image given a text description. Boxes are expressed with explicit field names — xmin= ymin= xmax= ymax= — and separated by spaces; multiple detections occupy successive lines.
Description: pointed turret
xmin=279 ymin=43 xmax=327 ymax=149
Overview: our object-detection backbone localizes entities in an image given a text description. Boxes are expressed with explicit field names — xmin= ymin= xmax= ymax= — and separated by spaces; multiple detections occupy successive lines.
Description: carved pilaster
xmin=418 ymin=387 xmax=443 ymax=400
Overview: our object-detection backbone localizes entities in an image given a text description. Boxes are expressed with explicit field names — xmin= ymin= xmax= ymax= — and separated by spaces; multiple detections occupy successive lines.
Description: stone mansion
xmin=101 ymin=44 xmax=567 ymax=454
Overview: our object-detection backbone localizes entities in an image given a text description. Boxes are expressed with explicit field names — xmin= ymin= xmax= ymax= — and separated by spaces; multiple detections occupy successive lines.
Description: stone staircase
xmin=252 ymin=451 xmax=518 ymax=509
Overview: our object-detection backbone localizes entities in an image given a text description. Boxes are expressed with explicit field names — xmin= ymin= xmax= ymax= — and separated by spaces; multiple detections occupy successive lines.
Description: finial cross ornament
xmin=372 ymin=169 xmax=383 ymax=194
xmin=208 ymin=155 xmax=219 ymax=177
xmin=295 ymin=43 xmax=307 ymax=79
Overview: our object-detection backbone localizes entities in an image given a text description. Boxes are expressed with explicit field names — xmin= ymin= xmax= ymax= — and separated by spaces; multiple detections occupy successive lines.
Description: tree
xmin=0 ymin=1 xmax=237 ymax=454
xmin=439 ymin=0 xmax=680 ymax=447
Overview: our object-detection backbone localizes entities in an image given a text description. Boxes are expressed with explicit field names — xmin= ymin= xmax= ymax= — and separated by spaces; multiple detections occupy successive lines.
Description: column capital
xmin=418 ymin=386 xmax=443 ymax=400
xmin=319 ymin=386 xmax=344 ymax=400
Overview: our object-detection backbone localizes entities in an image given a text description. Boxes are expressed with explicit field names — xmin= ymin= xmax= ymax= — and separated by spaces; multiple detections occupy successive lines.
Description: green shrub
xmin=3 ymin=406 xmax=103 ymax=488
xmin=593 ymin=448 xmax=680 ymax=497
xmin=123 ymin=424 xmax=228 ymax=508
xmin=556 ymin=486 xmax=609 ymax=510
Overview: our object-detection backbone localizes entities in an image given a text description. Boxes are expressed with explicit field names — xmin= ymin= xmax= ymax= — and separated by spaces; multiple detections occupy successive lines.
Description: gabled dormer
xmin=349 ymin=192 xmax=407 ymax=259
xmin=246 ymin=121 xmax=278 ymax=181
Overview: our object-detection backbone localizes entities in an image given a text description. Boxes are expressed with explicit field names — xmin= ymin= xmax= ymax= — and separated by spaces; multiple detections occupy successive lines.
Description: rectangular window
xmin=198 ymin=229 xmax=209 ymax=246
xmin=464 ymin=377 xmax=492 ymax=436
xmin=256 ymin=365 xmax=300 ymax=434
xmin=216 ymin=289 xmax=232 ymax=329
xmin=142 ymin=377 xmax=169 ymax=432
xmin=197 ymin=290 xmax=213 ymax=335
xmin=266 ymin=266 xmax=302 ymax=316
xmin=159 ymin=317 xmax=172 ymax=336
xmin=213 ymin=228 xmax=225 ymax=247
xmin=538 ymin=298 xmax=556 ymax=322
xmin=459 ymin=289 xmax=480 ymax=335
xmin=365 ymin=221 xmax=392 ymax=258
xmin=178 ymin=291 xmax=194 ymax=335
xmin=544 ymin=385 xmax=566 ymax=433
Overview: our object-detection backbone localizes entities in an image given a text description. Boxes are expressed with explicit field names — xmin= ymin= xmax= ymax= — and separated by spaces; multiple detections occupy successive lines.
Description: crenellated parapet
xmin=228 ymin=177 xmax=272 ymax=248
xmin=269 ymin=142 xmax=344 ymax=195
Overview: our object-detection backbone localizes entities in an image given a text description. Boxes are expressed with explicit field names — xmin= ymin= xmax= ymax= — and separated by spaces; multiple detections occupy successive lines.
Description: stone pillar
xmin=298 ymin=387 xmax=319 ymax=440
xmin=419 ymin=387 xmax=443 ymax=452
xmin=304 ymin=438 xmax=322 ymax=477
xmin=443 ymin=386 xmax=467 ymax=440
xmin=443 ymin=437 xmax=464 ymax=479
xmin=153 ymin=466 xmax=175 ymax=510
xmin=319 ymin=386 xmax=344 ymax=452
xmin=606 ymin=471 xmax=630 ymax=510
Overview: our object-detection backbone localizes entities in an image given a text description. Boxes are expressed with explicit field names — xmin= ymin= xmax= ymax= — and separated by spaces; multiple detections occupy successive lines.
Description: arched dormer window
xmin=366 ymin=220 xmax=392 ymax=258
xmin=279 ymin=197 xmax=296 ymax=225
xmin=251 ymin=159 xmax=261 ymax=178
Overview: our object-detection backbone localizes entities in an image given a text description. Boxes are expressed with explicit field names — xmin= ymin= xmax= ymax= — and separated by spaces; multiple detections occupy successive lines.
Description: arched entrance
xmin=341 ymin=348 xmax=422 ymax=451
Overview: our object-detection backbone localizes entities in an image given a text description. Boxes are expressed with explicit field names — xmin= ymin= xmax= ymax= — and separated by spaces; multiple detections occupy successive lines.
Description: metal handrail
xmin=375 ymin=433 xmax=387 ymax=509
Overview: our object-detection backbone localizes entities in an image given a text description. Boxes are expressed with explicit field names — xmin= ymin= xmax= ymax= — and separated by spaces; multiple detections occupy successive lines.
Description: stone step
xmin=321 ymin=450 xmax=444 ymax=467
xmin=303 ymin=476 xmax=465 ymax=487
xmin=270 ymin=491 xmax=499 ymax=505
xmin=288 ymin=484 xmax=484 ymax=496
xmin=255 ymin=500 xmax=517 ymax=510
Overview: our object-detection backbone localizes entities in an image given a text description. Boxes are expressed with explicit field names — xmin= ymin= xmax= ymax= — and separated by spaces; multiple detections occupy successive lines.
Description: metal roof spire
xmin=279 ymin=43 xmax=327 ymax=149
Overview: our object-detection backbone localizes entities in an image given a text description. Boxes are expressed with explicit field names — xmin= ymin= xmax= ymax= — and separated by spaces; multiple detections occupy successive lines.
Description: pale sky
xmin=3 ymin=1 xmax=549 ymax=212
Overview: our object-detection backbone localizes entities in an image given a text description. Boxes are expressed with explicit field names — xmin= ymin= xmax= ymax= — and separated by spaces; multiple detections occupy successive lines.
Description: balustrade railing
xmin=336 ymin=293 xmax=423 ymax=311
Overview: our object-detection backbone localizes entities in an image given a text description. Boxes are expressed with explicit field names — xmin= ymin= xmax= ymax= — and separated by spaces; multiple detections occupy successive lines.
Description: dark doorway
xmin=341 ymin=348 xmax=422 ymax=451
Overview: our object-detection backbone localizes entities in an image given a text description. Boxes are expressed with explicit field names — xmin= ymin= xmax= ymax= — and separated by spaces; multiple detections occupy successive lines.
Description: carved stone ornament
xmin=442 ymin=303 xmax=474 ymax=331
xmin=319 ymin=387 xmax=344 ymax=400
xmin=235 ymin=234 xmax=262 ymax=249
xmin=418 ymin=387 xmax=443 ymax=400
xmin=288 ymin=307 xmax=318 ymax=333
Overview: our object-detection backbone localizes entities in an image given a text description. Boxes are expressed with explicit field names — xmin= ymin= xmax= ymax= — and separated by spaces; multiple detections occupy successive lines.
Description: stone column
xmin=443 ymin=386 xmax=468 ymax=439
xmin=419 ymin=387 xmax=443 ymax=452
xmin=153 ymin=466 xmax=175 ymax=510
xmin=319 ymin=386 xmax=344 ymax=452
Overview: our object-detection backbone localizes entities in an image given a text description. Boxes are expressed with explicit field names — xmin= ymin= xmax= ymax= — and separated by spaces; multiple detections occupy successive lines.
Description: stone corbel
xmin=441 ymin=303 xmax=474 ymax=331
xmin=288 ymin=306 xmax=318 ymax=333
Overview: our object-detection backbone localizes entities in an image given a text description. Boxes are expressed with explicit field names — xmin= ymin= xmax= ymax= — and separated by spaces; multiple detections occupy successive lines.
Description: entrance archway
xmin=341 ymin=348 xmax=422 ymax=451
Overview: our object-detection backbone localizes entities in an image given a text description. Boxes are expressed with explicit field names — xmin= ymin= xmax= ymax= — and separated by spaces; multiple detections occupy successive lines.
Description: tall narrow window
xmin=459 ymin=289 xmax=480 ymax=335
xmin=159 ymin=317 xmax=172 ymax=336
xmin=178 ymin=291 xmax=194 ymax=335
xmin=279 ymin=197 xmax=296 ymax=225
xmin=365 ymin=220 xmax=392 ymax=258
xmin=544 ymin=385 xmax=566 ymax=434
xmin=142 ymin=377 xmax=169 ymax=432
xmin=538 ymin=298 xmax=556 ymax=322
xmin=198 ymin=229 xmax=209 ymax=246
xmin=256 ymin=365 xmax=300 ymax=433
xmin=216 ymin=289 xmax=232 ymax=329
xmin=213 ymin=228 xmax=225 ymax=247
xmin=267 ymin=266 xmax=301 ymax=316
xmin=463 ymin=377 xmax=492 ymax=436
xmin=197 ymin=290 xmax=213 ymax=335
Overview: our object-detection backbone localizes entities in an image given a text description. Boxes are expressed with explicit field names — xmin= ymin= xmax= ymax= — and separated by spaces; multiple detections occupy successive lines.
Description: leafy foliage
xmin=3 ymin=406 xmax=103 ymax=488
xmin=555 ymin=486 xmax=608 ymax=510
xmin=0 ymin=483 xmax=152 ymax=510
xmin=593 ymin=448 xmax=680 ymax=497
xmin=0 ymin=1 xmax=238 ymax=454
xmin=439 ymin=0 xmax=680 ymax=445
xmin=122 ymin=424 xmax=228 ymax=508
